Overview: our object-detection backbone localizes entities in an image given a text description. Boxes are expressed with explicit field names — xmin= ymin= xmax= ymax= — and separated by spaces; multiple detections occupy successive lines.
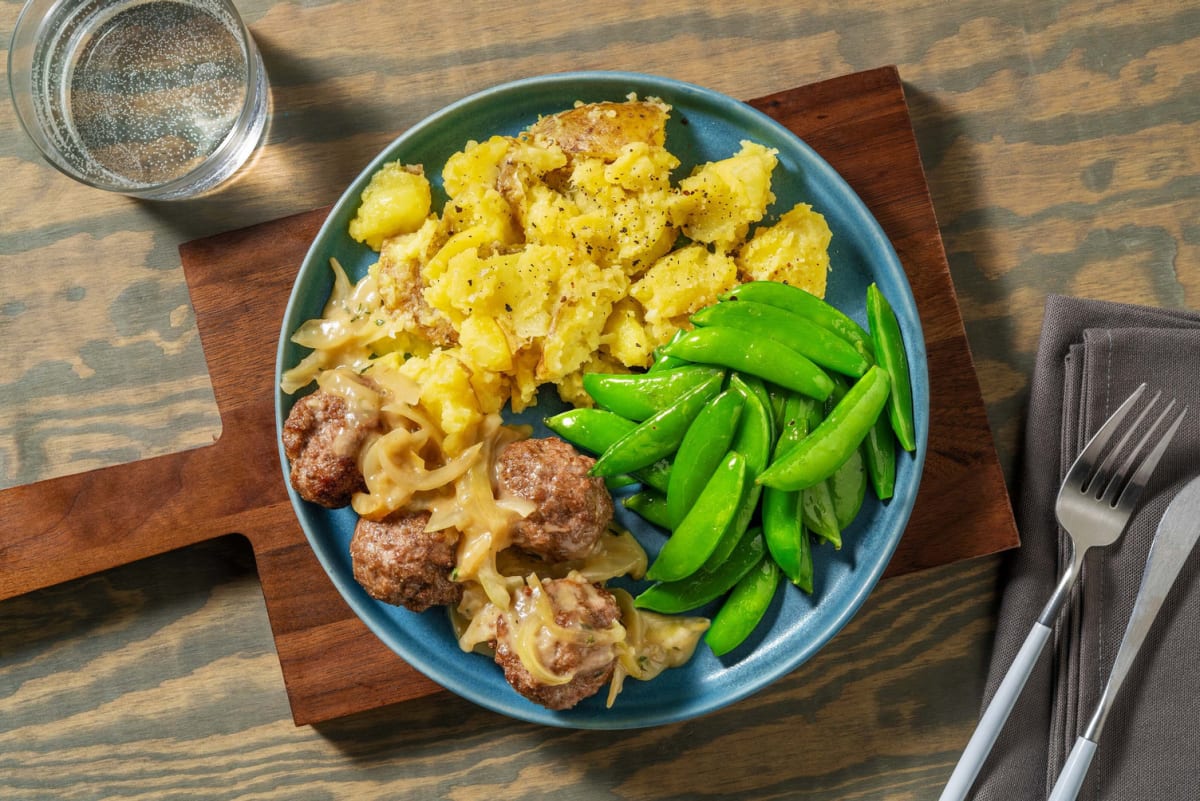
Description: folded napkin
xmin=972 ymin=294 xmax=1200 ymax=800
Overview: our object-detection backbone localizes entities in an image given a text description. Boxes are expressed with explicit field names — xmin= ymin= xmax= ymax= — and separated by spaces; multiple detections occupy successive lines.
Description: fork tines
xmin=1071 ymin=383 xmax=1188 ymax=511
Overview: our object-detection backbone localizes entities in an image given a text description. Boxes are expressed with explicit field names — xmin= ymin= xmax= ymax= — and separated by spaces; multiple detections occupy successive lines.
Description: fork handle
xmin=937 ymin=621 xmax=1053 ymax=801
xmin=1047 ymin=737 xmax=1098 ymax=801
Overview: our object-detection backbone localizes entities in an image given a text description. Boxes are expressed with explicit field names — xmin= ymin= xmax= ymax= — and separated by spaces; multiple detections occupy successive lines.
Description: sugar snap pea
xmin=648 ymin=329 xmax=689 ymax=373
xmin=663 ymin=326 xmax=834 ymax=402
xmin=634 ymin=526 xmax=766 ymax=614
xmin=763 ymin=485 xmax=813 ymax=591
xmin=705 ymin=556 xmax=782 ymax=656
xmin=828 ymin=446 xmax=866 ymax=530
xmin=646 ymin=450 xmax=747 ymax=582
xmin=721 ymin=280 xmax=874 ymax=360
xmin=801 ymin=481 xmax=841 ymax=548
xmin=863 ymin=411 xmax=897 ymax=500
xmin=823 ymin=374 xmax=868 ymax=531
xmin=623 ymin=489 xmax=673 ymax=530
xmin=762 ymin=393 xmax=814 ymax=588
xmin=666 ymin=389 xmax=744 ymax=528
xmin=545 ymin=407 xmax=671 ymax=492
xmin=583 ymin=365 xmax=725 ymax=422
xmin=758 ymin=365 xmax=891 ymax=491
xmin=702 ymin=376 xmax=772 ymax=569
xmin=692 ymin=300 xmax=871 ymax=378
xmin=787 ymin=391 xmax=840 ymax=546
xmin=590 ymin=372 xmax=723 ymax=477
xmin=545 ymin=407 xmax=635 ymax=453
xmin=866 ymin=283 xmax=916 ymax=452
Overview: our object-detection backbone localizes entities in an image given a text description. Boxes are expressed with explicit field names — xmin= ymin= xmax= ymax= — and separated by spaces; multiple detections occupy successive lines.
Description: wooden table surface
xmin=2 ymin=1 xmax=1196 ymax=798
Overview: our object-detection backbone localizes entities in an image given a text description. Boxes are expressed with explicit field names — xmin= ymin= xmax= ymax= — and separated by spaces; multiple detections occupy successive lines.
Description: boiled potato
xmin=348 ymin=162 xmax=432 ymax=250
xmin=676 ymin=140 xmax=777 ymax=248
xmin=631 ymin=244 xmax=739 ymax=326
xmin=527 ymin=99 xmax=670 ymax=160
xmin=736 ymin=203 xmax=832 ymax=297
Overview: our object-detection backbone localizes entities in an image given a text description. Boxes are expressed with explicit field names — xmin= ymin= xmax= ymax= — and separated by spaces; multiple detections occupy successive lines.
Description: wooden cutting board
xmin=0 ymin=66 xmax=1018 ymax=726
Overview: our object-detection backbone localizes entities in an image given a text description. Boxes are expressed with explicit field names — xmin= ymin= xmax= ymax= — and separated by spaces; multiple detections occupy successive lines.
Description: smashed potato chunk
xmin=349 ymin=163 xmax=432 ymax=250
xmin=736 ymin=203 xmax=833 ymax=297
xmin=676 ymin=141 xmax=778 ymax=248
xmin=631 ymin=244 xmax=739 ymax=335
xmin=527 ymin=99 xmax=670 ymax=160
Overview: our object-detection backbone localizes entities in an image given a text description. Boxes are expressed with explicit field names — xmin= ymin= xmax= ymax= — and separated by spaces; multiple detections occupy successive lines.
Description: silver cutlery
xmin=938 ymin=383 xmax=1186 ymax=801
xmin=1047 ymin=471 xmax=1200 ymax=801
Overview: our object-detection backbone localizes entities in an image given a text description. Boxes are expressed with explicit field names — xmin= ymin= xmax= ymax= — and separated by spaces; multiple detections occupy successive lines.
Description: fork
xmin=937 ymin=383 xmax=1186 ymax=801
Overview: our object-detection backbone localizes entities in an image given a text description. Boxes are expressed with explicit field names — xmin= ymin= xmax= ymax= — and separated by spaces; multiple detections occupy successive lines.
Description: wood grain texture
xmin=0 ymin=66 xmax=1017 ymax=726
xmin=2 ymin=0 xmax=1197 ymax=797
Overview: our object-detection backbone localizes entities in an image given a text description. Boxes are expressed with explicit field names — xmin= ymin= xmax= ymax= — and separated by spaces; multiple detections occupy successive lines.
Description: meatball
xmin=282 ymin=389 xmax=379 ymax=508
xmin=350 ymin=509 xmax=461 ymax=612
xmin=493 ymin=573 xmax=622 ymax=710
xmin=494 ymin=438 xmax=613 ymax=562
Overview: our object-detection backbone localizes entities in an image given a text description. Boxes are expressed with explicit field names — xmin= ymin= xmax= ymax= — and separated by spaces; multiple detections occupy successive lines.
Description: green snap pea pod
xmin=605 ymin=474 xmax=638 ymax=490
xmin=634 ymin=526 xmax=766 ymax=613
xmin=649 ymin=354 xmax=688 ymax=373
xmin=623 ymin=489 xmax=673 ymax=530
xmin=648 ymin=329 xmax=689 ymax=373
xmin=763 ymin=485 xmax=813 ymax=591
xmin=828 ymin=446 xmax=867 ymax=531
xmin=705 ymin=556 xmax=782 ymax=657
xmin=545 ymin=407 xmax=671 ymax=491
xmin=763 ymin=393 xmax=813 ymax=588
xmin=865 ymin=283 xmax=916 ymax=452
xmin=692 ymin=300 xmax=871 ymax=378
xmin=736 ymin=374 xmax=776 ymax=446
xmin=545 ymin=407 xmax=635 ymax=453
xmin=788 ymin=392 xmax=840 ymax=546
xmin=666 ymin=389 xmax=745 ymax=528
xmin=646 ymin=450 xmax=747 ymax=582
xmin=766 ymin=382 xmax=789 ymax=432
xmin=802 ymin=482 xmax=841 ymax=548
xmin=582 ymin=365 xmax=725 ymax=422
xmin=636 ymin=458 xmax=673 ymax=494
xmin=822 ymin=373 xmax=869 ymax=529
xmin=721 ymin=280 xmax=874 ymax=360
xmin=758 ymin=365 xmax=891 ymax=491
xmin=662 ymin=327 xmax=834 ymax=402
xmin=702 ymin=376 xmax=773 ymax=570
xmin=863 ymin=412 xmax=897 ymax=500
xmin=590 ymin=373 xmax=724 ymax=477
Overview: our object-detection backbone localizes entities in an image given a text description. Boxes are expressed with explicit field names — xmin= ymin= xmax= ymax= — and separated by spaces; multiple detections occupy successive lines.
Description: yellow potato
xmin=527 ymin=100 xmax=670 ymax=160
xmin=348 ymin=162 xmax=432 ymax=250
xmin=630 ymin=243 xmax=739 ymax=325
xmin=736 ymin=203 xmax=833 ymax=298
xmin=676 ymin=140 xmax=777 ymax=248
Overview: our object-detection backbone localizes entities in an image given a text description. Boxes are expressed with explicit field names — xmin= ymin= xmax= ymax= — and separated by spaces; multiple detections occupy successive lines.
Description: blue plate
xmin=275 ymin=71 xmax=928 ymax=729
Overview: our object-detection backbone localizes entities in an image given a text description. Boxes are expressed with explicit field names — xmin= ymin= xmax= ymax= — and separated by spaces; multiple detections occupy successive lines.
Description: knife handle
xmin=937 ymin=621 xmax=1053 ymax=801
xmin=1048 ymin=736 xmax=1098 ymax=801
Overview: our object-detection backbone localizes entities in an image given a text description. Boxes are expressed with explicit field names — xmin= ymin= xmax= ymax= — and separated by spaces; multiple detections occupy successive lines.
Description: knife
xmin=1047 ymin=473 xmax=1200 ymax=801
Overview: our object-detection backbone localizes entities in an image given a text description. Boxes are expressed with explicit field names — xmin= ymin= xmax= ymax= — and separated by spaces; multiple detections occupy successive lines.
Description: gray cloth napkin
xmin=972 ymin=294 xmax=1200 ymax=801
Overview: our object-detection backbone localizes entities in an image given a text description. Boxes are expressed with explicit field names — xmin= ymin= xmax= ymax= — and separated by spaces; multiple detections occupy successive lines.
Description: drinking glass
xmin=8 ymin=0 xmax=270 ymax=200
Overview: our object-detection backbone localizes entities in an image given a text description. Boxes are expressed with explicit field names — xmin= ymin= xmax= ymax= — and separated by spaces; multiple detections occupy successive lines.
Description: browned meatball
xmin=282 ymin=389 xmax=379 ymax=508
xmin=494 ymin=438 xmax=613 ymax=562
xmin=349 ymin=510 xmax=462 ymax=612
xmin=493 ymin=574 xmax=622 ymax=710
